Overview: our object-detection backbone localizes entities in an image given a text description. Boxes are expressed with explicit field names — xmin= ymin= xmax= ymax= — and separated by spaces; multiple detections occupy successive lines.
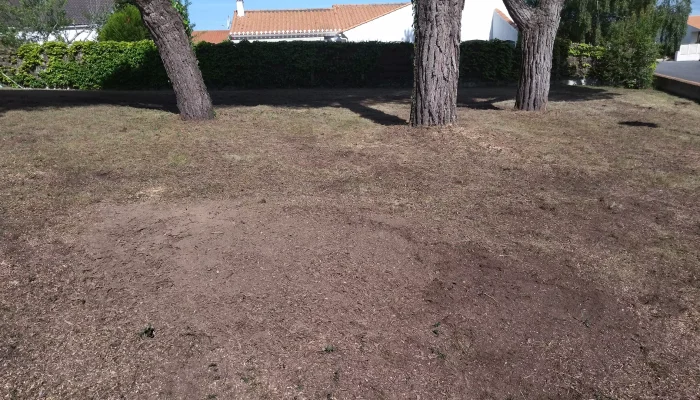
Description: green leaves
xmin=107 ymin=0 xmax=194 ymax=40
xmin=1 ymin=38 xmax=654 ymax=91
xmin=461 ymin=40 xmax=518 ymax=83
xmin=0 ymin=0 xmax=71 ymax=47
xmin=171 ymin=0 xmax=194 ymax=39
xmin=657 ymin=0 xmax=692 ymax=58
xmin=595 ymin=10 xmax=659 ymax=88
xmin=6 ymin=40 xmax=167 ymax=89
xmin=195 ymin=41 xmax=414 ymax=89
xmin=98 ymin=5 xmax=150 ymax=42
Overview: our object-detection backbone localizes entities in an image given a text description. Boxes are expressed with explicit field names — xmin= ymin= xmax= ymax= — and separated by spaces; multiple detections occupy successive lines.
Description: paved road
xmin=656 ymin=61 xmax=700 ymax=84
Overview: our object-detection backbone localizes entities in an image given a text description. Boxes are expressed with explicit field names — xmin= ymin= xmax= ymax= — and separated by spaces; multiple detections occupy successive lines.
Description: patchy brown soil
xmin=1 ymin=87 xmax=699 ymax=399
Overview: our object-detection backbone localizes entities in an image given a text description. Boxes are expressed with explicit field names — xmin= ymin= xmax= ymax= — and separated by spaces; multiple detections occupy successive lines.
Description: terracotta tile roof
xmin=193 ymin=30 xmax=231 ymax=43
xmin=688 ymin=16 xmax=700 ymax=30
xmin=495 ymin=9 xmax=517 ymax=29
xmin=230 ymin=3 xmax=410 ymax=36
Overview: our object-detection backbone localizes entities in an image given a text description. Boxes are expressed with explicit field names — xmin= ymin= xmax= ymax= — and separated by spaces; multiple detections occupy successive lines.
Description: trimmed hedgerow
xmin=460 ymin=39 xmax=518 ymax=83
xmin=3 ymin=39 xmax=651 ymax=90
xmin=4 ymin=40 xmax=524 ymax=90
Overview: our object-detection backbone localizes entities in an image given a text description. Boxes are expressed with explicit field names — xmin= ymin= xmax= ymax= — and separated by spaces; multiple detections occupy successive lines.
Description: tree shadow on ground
xmin=458 ymin=85 xmax=619 ymax=110
xmin=0 ymin=85 xmax=619 ymax=125
xmin=619 ymin=121 xmax=659 ymax=128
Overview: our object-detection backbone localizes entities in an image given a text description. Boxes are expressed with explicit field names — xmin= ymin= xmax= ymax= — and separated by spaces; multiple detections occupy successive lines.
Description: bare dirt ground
xmin=1 ymin=87 xmax=699 ymax=399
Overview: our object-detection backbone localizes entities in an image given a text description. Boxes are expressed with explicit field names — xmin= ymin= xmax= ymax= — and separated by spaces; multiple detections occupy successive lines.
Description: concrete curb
xmin=654 ymin=73 xmax=700 ymax=103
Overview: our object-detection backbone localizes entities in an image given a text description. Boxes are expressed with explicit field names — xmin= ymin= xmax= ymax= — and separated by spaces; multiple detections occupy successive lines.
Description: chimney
xmin=237 ymin=0 xmax=244 ymax=17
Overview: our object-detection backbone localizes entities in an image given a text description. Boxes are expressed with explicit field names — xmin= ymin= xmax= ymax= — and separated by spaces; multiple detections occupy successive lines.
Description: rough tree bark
xmin=134 ymin=0 xmax=214 ymax=120
xmin=410 ymin=0 xmax=466 ymax=126
xmin=502 ymin=0 xmax=565 ymax=111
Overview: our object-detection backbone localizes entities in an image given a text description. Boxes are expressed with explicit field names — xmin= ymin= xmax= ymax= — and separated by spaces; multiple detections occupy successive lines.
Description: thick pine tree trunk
xmin=135 ymin=0 xmax=214 ymax=120
xmin=503 ymin=0 xmax=565 ymax=111
xmin=516 ymin=21 xmax=559 ymax=111
xmin=410 ymin=0 xmax=465 ymax=127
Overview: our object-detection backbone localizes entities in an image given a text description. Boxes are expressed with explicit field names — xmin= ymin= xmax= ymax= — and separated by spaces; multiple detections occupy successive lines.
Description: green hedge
xmin=0 ymin=39 xmax=653 ymax=90
xmin=3 ymin=40 xmax=167 ymax=89
xmin=566 ymin=42 xmax=606 ymax=80
xmin=3 ymin=40 xmax=523 ymax=90
xmin=460 ymin=39 xmax=519 ymax=83
xmin=196 ymin=41 xmax=413 ymax=88
xmin=3 ymin=40 xmax=415 ymax=89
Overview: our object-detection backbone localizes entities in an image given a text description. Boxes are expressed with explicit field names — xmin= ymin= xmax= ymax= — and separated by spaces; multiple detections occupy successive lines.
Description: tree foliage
xmin=98 ymin=4 xmax=149 ymax=41
xmin=0 ymin=0 xmax=71 ymax=47
xmin=0 ymin=0 xmax=23 ymax=48
xmin=657 ymin=0 xmax=692 ymax=57
xmin=595 ymin=9 xmax=659 ymax=88
xmin=559 ymin=0 xmax=656 ymax=44
xmin=559 ymin=0 xmax=691 ymax=56
xmin=171 ymin=0 xmax=193 ymax=39
xmin=110 ymin=0 xmax=194 ymax=40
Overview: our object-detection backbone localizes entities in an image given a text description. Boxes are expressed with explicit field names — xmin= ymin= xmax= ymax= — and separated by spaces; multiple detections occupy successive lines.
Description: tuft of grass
xmin=139 ymin=324 xmax=155 ymax=339
xmin=323 ymin=345 xmax=335 ymax=353
xmin=168 ymin=153 xmax=189 ymax=167
xmin=430 ymin=347 xmax=446 ymax=360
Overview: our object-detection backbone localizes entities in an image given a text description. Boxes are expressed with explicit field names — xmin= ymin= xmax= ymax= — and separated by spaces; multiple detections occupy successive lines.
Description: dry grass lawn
xmin=1 ymin=87 xmax=699 ymax=399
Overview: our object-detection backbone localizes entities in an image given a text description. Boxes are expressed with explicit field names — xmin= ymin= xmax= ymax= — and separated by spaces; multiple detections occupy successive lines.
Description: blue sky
xmin=190 ymin=0 xmax=700 ymax=31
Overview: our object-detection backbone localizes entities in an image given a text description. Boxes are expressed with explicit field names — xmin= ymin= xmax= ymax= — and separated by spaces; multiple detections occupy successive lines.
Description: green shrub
xmin=98 ymin=5 xmax=149 ymax=42
xmin=594 ymin=11 xmax=659 ymax=89
xmin=460 ymin=40 xmax=517 ymax=83
xmin=567 ymin=42 xmax=605 ymax=80
xmin=196 ymin=41 xmax=413 ymax=88
xmin=10 ymin=40 xmax=167 ymax=89
xmin=551 ymin=38 xmax=573 ymax=81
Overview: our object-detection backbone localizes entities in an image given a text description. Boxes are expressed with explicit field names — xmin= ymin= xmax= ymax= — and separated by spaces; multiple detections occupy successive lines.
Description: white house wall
xmin=674 ymin=24 xmax=699 ymax=61
xmin=48 ymin=27 xmax=97 ymax=43
xmin=680 ymin=25 xmax=699 ymax=45
xmin=490 ymin=10 xmax=518 ymax=42
xmin=232 ymin=36 xmax=325 ymax=43
xmin=20 ymin=27 xmax=97 ymax=44
xmin=344 ymin=0 xmax=516 ymax=43
xmin=343 ymin=5 xmax=413 ymax=42
xmin=462 ymin=0 xmax=515 ymax=41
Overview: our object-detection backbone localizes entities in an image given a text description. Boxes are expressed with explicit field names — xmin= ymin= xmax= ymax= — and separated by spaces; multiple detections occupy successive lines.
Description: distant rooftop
xmin=192 ymin=30 xmax=230 ymax=44
xmin=689 ymin=15 xmax=700 ymax=30
xmin=229 ymin=3 xmax=410 ymax=36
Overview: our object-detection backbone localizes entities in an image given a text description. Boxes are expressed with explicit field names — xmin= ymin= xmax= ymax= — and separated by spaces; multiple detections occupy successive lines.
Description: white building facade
xmin=226 ymin=1 xmax=518 ymax=44
xmin=676 ymin=16 xmax=700 ymax=61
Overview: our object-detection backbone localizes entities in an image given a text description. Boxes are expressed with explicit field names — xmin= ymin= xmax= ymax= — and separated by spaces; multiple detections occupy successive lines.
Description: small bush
xmin=9 ymin=40 xmax=167 ymax=89
xmin=594 ymin=11 xmax=659 ymax=89
xmin=98 ymin=5 xmax=150 ymax=42
xmin=460 ymin=40 xmax=517 ymax=83
xmin=567 ymin=42 xmax=605 ymax=80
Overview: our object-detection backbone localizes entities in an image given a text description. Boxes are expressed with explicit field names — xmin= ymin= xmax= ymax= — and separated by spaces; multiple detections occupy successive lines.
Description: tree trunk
xmin=503 ymin=0 xmax=565 ymax=111
xmin=410 ymin=0 xmax=465 ymax=127
xmin=134 ymin=0 xmax=214 ymax=120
